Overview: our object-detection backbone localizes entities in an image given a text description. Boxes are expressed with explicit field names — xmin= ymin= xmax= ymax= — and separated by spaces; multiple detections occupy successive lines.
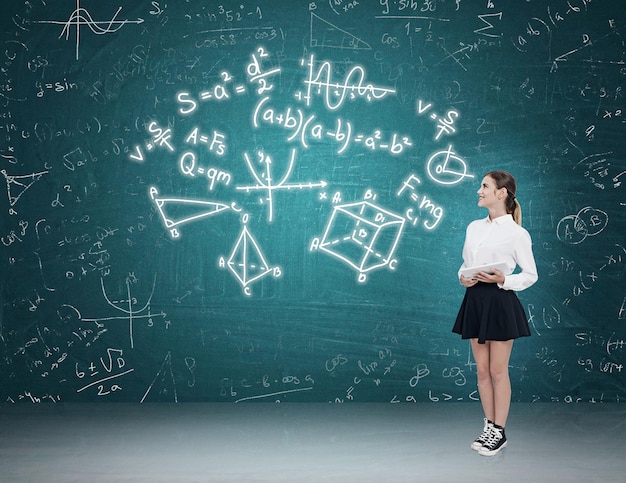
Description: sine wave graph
xmin=33 ymin=1 xmax=144 ymax=60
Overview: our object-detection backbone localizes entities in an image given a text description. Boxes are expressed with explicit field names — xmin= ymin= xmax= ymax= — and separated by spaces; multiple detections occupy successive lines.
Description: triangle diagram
xmin=149 ymin=186 xmax=230 ymax=235
xmin=310 ymin=13 xmax=372 ymax=50
xmin=2 ymin=169 xmax=49 ymax=208
xmin=140 ymin=351 xmax=178 ymax=403
xmin=554 ymin=29 xmax=626 ymax=67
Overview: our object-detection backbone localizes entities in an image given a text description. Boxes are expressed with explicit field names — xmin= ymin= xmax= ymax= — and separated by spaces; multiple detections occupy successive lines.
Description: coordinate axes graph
xmin=33 ymin=1 xmax=144 ymax=60
xmin=60 ymin=274 xmax=167 ymax=350
xmin=236 ymin=149 xmax=327 ymax=223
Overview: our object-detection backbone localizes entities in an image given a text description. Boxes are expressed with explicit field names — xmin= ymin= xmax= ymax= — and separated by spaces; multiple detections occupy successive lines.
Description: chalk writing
xmin=311 ymin=192 xmax=405 ymax=283
xmin=149 ymin=186 xmax=232 ymax=238
xmin=34 ymin=2 xmax=144 ymax=60
xmin=1 ymin=0 xmax=624 ymax=406
xmin=253 ymin=96 xmax=413 ymax=154
xmin=2 ymin=169 xmax=49 ymax=215
xmin=301 ymin=54 xmax=395 ymax=110
xmin=396 ymin=174 xmax=444 ymax=230
xmin=218 ymin=214 xmax=282 ymax=296
xmin=75 ymin=347 xmax=133 ymax=395
xmin=309 ymin=12 xmax=372 ymax=50
xmin=141 ymin=351 xmax=177 ymax=402
xmin=417 ymin=99 xmax=460 ymax=141
xmin=236 ymin=149 xmax=327 ymax=222
xmin=426 ymin=145 xmax=474 ymax=185
xmin=556 ymin=206 xmax=608 ymax=244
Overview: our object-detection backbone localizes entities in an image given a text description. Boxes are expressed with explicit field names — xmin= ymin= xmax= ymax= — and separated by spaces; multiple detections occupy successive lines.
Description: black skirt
xmin=452 ymin=282 xmax=531 ymax=344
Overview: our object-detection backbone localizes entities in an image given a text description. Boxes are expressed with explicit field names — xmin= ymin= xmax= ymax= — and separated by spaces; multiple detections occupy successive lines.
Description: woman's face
xmin=477 ymin=175 xmax=505 ymax=209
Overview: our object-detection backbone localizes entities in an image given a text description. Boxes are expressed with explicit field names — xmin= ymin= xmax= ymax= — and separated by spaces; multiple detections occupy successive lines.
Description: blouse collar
xmin=486 ymin=214 xmax=513 ymax=224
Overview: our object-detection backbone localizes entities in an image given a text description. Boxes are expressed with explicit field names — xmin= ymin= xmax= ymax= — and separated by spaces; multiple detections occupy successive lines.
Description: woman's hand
xmin=472 ymin=268 xmax=505 ymax=285
xmin=460 ymin=274 xmax=478 ymax=287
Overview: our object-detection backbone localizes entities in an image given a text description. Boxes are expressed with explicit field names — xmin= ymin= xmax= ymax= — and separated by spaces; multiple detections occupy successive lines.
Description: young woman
xmin=452 ymin=170 xmax=538 ymax=456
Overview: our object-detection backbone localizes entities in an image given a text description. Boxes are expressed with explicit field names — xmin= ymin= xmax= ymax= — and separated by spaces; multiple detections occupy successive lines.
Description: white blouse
xmin=458 ymin=214 xmax=538 ymax=291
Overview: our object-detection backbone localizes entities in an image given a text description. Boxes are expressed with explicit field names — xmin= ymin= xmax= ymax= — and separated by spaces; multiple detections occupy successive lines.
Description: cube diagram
xmin=318 ymin=200 xmax=405 ymax=280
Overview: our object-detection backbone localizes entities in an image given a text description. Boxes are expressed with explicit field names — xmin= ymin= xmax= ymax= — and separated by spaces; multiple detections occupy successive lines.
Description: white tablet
xmin=460 ymin=261 xmax=509 ymax=279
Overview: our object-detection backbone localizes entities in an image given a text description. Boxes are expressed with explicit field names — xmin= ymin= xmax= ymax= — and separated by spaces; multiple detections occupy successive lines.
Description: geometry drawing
xmin=219 ymin=221 xmax=281 ymax=296
xmin=553 ymin=29 xmax=626 ymax=70
xmin=2 ymin=168 xmax=49 ymax=214
xmin=310 ymin=12 xmax=372 ymax=50
xmin=140 ymin=351 xmax=178 ymax=403
xmin=312 ymin=200 xmax=405 ymax=283
xmin=149 ymin=186 xmax=231 ymax=238
xmin=426 ymin=145 xmax=474 ymax=185
xmin=556 ymin=206 xmax=609 ymax=245
xmin=236 ymin=149 xmax=326 ymax=223
xmin=34 ymin=1 xmax=144 ymax=60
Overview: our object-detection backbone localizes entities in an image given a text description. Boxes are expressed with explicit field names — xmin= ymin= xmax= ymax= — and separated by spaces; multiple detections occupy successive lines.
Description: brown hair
xmin=485 ymin=170 xmax=522 ymax=225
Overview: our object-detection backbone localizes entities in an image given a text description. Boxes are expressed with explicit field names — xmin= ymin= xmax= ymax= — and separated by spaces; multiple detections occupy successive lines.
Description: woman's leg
xmin=488 ymin=340 xmax=514 ymax=427
xmin=471 ymin=339 xmax=514 ymax=425
xmin=470 ymin=338 xmax=515 ymax=455
xmin=470 ymin=339 xmax=494 ymax=422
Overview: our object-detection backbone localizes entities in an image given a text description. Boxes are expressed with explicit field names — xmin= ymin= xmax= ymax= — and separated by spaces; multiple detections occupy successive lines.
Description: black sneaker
xmin=470 ymin=418 xmax=494 ymax=451
xmin=478 ymin=425 xmax=507 ymax=456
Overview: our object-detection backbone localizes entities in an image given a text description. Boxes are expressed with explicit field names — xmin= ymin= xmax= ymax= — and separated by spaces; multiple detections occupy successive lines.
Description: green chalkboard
xmin=1 ymin=0 xmax=625 ymax=403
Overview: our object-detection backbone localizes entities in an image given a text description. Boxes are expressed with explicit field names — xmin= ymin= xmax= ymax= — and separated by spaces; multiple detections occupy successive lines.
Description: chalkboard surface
xmin=1 ymin=0 xmax=624 ymax=403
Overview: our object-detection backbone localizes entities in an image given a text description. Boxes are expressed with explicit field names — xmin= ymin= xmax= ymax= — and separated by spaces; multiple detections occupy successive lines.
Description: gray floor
xmin=1 ymin=403 xmax=624 ymax=482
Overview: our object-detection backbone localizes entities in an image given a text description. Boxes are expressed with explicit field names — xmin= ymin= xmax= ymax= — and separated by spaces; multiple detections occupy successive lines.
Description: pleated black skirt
xmin=452 ymin=282 xmax=531 ymax=344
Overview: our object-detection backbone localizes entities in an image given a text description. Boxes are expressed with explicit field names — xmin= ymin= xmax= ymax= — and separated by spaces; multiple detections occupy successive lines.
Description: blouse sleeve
xmin=457 ymin=225 xmax=472 ymax=281
xmin=499 ymin=229 xmax=538 ymax=291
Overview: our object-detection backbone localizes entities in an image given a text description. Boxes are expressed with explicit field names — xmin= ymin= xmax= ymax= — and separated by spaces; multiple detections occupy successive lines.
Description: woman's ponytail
xmin=512 ymin=197 xmax=522 ymax=226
